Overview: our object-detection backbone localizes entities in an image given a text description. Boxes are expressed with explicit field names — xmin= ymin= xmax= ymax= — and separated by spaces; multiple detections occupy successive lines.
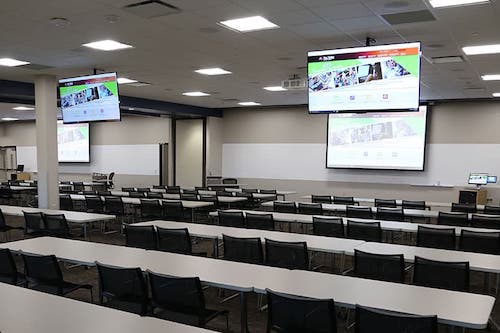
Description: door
xmin=159 ymin=143 xmax=169 ymax=186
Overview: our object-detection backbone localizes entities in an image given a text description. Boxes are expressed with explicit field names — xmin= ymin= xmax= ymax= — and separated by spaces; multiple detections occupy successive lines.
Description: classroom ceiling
xmin=0 ymin=0 xmax=499 ymax=109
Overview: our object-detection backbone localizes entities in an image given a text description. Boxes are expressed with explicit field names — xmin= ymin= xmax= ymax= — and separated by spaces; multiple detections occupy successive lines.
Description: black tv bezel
xmin=57 ymin=122 xmax=91 ymax=164
xmin=324 ymin=105 xmax=429 ymax=172
xmin=59 ymin=72 xmax=122 ymax=125
xmin=307 ymin=41 xmax=422 ymax=114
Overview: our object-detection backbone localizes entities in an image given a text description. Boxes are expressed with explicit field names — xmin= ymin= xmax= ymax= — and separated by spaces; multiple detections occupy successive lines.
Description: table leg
xmin=240 ymin=291 xmax=249 ymax=333
xmin=213 ymin=239 xmax=219 ymax=258
xmin=83 ymin=224 xmax=88 ymax=240
xmin=191 ymin=208 xmax=195 ymax=222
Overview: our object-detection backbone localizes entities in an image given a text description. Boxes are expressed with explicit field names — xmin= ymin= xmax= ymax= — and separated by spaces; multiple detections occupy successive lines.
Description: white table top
xmin=67 ymin=195 xmax=214 ymax=209
xmin=0 ymin=283 xmax=215 ymax=333
xmin=0 ymin=205 xmax=115 ymax=223
xmin=9 ymin=186 xmax=37 ymax=191
xmin=227 ymin=189 xmax=297 ymax=195
xmin=133 ymin=220 xmax=364 ymax=254
xmin=2 ymin=237 xmax=494 ymax=329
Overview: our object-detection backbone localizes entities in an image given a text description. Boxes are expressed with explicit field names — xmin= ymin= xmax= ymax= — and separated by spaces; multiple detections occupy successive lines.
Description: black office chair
xmin=107 ymin=172 xmax=115 ymax=189
xmin=346 ymin=206 xmax=372 ymax=219
xmin=273 ymin=201 xmax=296 ymax=214
xmin=104 ymin=197 xmax=125 ymax=220
xmin=218 ymin=210 xmax=245 ymax=228
xmin=374 ymin=199 xmax=397 ymax=208
xmin=122 ymin=187 xmax=135 ymax=192
xmin=333 ymin=196 xmax=356 ymax=205
xmin=312 ymin=217 xmax=344 ymax=238
xmin=346 ymin=220 xmax=382 ymax=242
xmin=136 ymin=187 xmax=151 ymax=193
xmin=222 ymin=234 xmax=264 ymax=264
xmin=129 ymin=191 xmax=145 ymax=198
xmin=96 ymin=262 xmax=148 ymax=315
xmin=97 ymin=190 xmax=112 ymax=196
xmin=222 ymin=178 xmax=238 ymax=185
xmin=261 ymin=189 xmax=277 ymax=195
xmin=124 ymin=225 xmax=157 ymax=250
xmin=417 ymin=226 xmax=456 ymax=250
xmin=83 ymin=190 xmax=97 ymax=196
xmin=183 ymin=189 xmax=197 ymax=195
xmin=140 ymin=199 xmax=163 ymax=220
xmin=246 ymin=213 xmax=274 ymax=230
xmin=148 ymin=271 xmax=229 ymax=329
xmin=266 ymin=289 xmax=337 ymax=333
xmin=199 ymin=195 xmax=218 ymax=207
xmin=166 ymin=186 xmax=181 ymax=194
xmin=402 ymin=200 xmax=427 ymax=210
xmin=437 ymin=211 xmax=468 ymax=227
xmin=157 ymin=227 xmax=194 ymax=255
xmin=484 ymin=205 xmax=500 ymax=215
xmin=23 ymin=253 xmax=92 ymax=298
xmin=43 ymin=214 xmax=70 ymax=237
xmin=242 ymin=188 xmax=258 ymax=193
xmin=85 ymin=195 xmax=104 ymax=214
xmin=375 ymin=207 xmax=405 ymax=221
xmin=0 ymin=186 xmax=13 ymax=205
xmin=355 ymin=305 xmax=437 ymax=333
xmin=23 ymin=211 xmax=45 ymax=236
xmin=451 ymin=202 xmax=477 ymax=214
xmin=460 ymin=229 xmax=500 ymax=254
xmin=265 ymin=239 xmax=309 ymax=270
xmin=147 ymin=192 xmax=163 ymax=199
xmin=216 ymin=190 xmax=232 ymax=197
xmin=180 ymin=193 xmax=197 ymax=201
xmin=298 ymin=203 xmax=323 ymax=215
xmin=353 ymin=249 xmax=405 ymax=283
xmin=311 ymin=195 xmax=333 ymax=204
xmin=72 ymin=182 xmax=85 ymax=192
xmin=163 ymin=201 xmax=185 ymax=221
xmin=413 ymin=256 xmax=470 ymax=292
xmin=0 ymin=248 xmax=25 ymax=285
xmin=471 ymin=214 xmax=500 ymax=229
xmin=0 ymin=209 xmax=23 ymax=240
xmin=59 ymin=194 xmax=74 ymax=211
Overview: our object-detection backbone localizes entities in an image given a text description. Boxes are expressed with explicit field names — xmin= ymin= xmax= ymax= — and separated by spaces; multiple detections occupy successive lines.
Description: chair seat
xmin=29 ymin=280 xmax=92 ymax=296
xmin=154 ymin=307 xmax=228 ymax=327
xmin=0 ymin=226 xmax=23 ymax=232
xmin=0 ymin=272 xmax=26 ymax=286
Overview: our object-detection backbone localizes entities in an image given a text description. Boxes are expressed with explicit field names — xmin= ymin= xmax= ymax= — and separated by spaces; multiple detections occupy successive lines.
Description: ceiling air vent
xmin=382 ymin=10 xmax=436 ymax=25
xmin=122 ymin=0 xmax=180 ymax=19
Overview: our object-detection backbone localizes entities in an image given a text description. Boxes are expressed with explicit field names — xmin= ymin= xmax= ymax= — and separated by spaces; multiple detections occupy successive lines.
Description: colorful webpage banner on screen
xmin=59 ymin=73 xmax=120 ymax=123
xmin=327 ymin=106 xmax=427 ymax=170
xmin=308 ymin=42 xmax=421 ymax=112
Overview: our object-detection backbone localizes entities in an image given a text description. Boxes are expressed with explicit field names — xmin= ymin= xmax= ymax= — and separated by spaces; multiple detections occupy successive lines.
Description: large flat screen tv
xmin=308 ymin=42 xmax=421 ymax=113
xmin=57 ymin=121 xmax=90 ymax=163
xmin=326 ymin=106 xmax=427 ymax=170
xmin=59 ymin=72 xmax=121 ymax=124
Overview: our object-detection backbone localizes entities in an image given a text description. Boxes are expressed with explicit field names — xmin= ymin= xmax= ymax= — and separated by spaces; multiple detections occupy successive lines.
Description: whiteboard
xmin=222 ymin=143 xmax=500 ymax=186
xmin=17 ymin=144 xmax=159 ymax=175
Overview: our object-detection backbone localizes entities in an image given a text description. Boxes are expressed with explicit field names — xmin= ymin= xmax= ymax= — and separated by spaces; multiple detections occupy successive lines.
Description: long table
xmin=0 ymin=205 xmax=115 ymax=239
xmin=2 ymin=237 xmax=494 ymax=331
xmin=0 ymin=282 xmax=216 ymax=333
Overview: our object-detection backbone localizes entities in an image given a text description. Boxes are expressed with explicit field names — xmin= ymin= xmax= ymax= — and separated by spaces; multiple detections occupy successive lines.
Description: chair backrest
xmin=260 ymin=189 xmax=277 ymax=195
xmin=216 ymin=190 xmax=232 ymax=197
xmin=246 ymin=213 xmax=274 ymax=230
xmin=140 ymin=199 xmax=162 ymax=218
xmin=471 ymin=214 xmax=500 ymax=229
xmin=218 ymin=211 xmax=245 ymax=228
xmin=0 ymin=249 xmax=19 ymax=285
xmin=375 ymin=207 xmax=404 ymax=221
xmin=182 ymin=189 xmax=197 ymax=195
xmin=333 ymin=196 xmax=355 ymax=205
xmin=346 ymin=220 xmax=382 ymax=242
xmin=83 ymin=190 xmax=97 ymax=195
xmin=108 ymin=172 xmax=115 ymax=181
xmin=22 ymin=254 xmax=63 ymax=290
xmin=312 ymin=217 xmax=344 ymax=238
xmin=222 ymin=178 xmax=237 ymax=184
xmin=460 ymin=229 xmax=500 ymax=254
xmin=43 ymin=214 xmax=69 ymax=236
xmin=416 ymin=226 xmax=456 ymax=250
xmin=354 ymin=250 xmax=404 ymax=283
xmin=97 ymin=190 xmax=111 ymax=196
xmin=72 ymin=182 xmax=84 ymax=191
xmin=59 ymin=194 xmax=73 ymax=211
xmin=266 ymin=289 xmax=337 ymax=333
xmin=346 ymin=206 xmax=372 ymax=219
xmin=104 ymin=197 xmax=124 ymax=215
xmin=484 ymin=205 xmax=500 ymax=215
xmin=122 ymin=187 xmax=135 ymax=192
xmin=311 ymin=195 xmax=333 ymax=204
xmin=129 ymin=191 xmax=145 ymax=198
xmin=273 ymin=201 xmax=296 ymax=214
xmin=163 ymin=201 xmax=184 ymax=220
xmin=124 ymin=225 xmax=157 ymax=250
xmin=297 ymin=203 xmax=323 ymax=215
xmin=23 ymin=211 xmax=45 ymax=234
xmin=166 ymin=187 xmax=181 ymax=194
xmin=242 ymin=188 xmax=258 ymax=193
xmin=374 ymin=199 xmax=397 ymax=208
xmin=451 ymin=202 xmax=477 ymax=213
xmin=85 ymin=195 xmax=104 ymax=213
xmin=265 ymin=239 xmax=309 ymax=270
xmin=96 ymin=262 xmax=148 ymax=315
xmin=355 ymin=305 xmax=437 ymax=333
xmin=413 ymin=256 xmax=469 ymax=292
xmin=157 ymin=227 xmax=192 ymax=254
xmin=223 ymin=234 xmax=263 ymax=264
xmin=437 ymin=211 xmax=468 ymax=227
xmin=199 ymin=195 xmax=218 ymax=204
xmin=136 ymin=188 xmax=151 ymax=193
xmin=148 ymin=271 xmax=206 ymax=325
xmin=146 ymin=192 xmax=163 ymax=199
xmin=401 ymin=200 xmax=426 ymax=210
xmin=180 ymin=193 xmax=197 ymax=201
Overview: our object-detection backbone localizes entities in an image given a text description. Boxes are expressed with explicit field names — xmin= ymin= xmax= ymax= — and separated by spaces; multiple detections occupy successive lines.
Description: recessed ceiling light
xmin=82 ymin=39 xmax=133 ymax=51
xmin=0 ymin=58 xmax=30 ymax=67
xmin=429 ymin=0 xmax=489 ymax=8
xmin=481 ymin=74 xmax=500 ymax=81
xmin=117 ymin=77 xmax=138 ymax=84
xmin=195 ymin=68 xmax=232 ymax=75
xmin=463 ymin=44 xmax=500 ymax=55
xmin=12 ymin=106 xmax=34 ymax=111
xmin=238 ymin=102 xmax=261 ymax=106
xmin=264 ymin=86 xmax=287 ymax=91
xmin=182 ymin=91 xmax=210 ymax=97
xmin=492 ymin=93 xmax=500 ymax=97
xmin=431 ymin=56 xmax=464 ymax=64
xmin=219 ymin=16 xmax=279 ymax=32
xmin=1 ymin=118 xmax=18 ymax=121
xmin=128 ymin=82 xmax=151 ymax=87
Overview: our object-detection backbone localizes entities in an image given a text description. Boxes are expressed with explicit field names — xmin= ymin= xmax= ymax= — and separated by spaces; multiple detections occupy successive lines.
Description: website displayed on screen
xmin=308 ymin=42 xmax=421 ymax=112
xmin=59 ymin=73 xmax=120 ymax=123
xmin=327 ymin=106 xmax=427 ymax=170
xmin=57 ymin=122 xmax=90 ymax=163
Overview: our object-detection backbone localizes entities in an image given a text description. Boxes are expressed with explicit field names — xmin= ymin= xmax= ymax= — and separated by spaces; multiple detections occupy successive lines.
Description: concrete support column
xmin=35 ymin=75 xmax=59 ymax=209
